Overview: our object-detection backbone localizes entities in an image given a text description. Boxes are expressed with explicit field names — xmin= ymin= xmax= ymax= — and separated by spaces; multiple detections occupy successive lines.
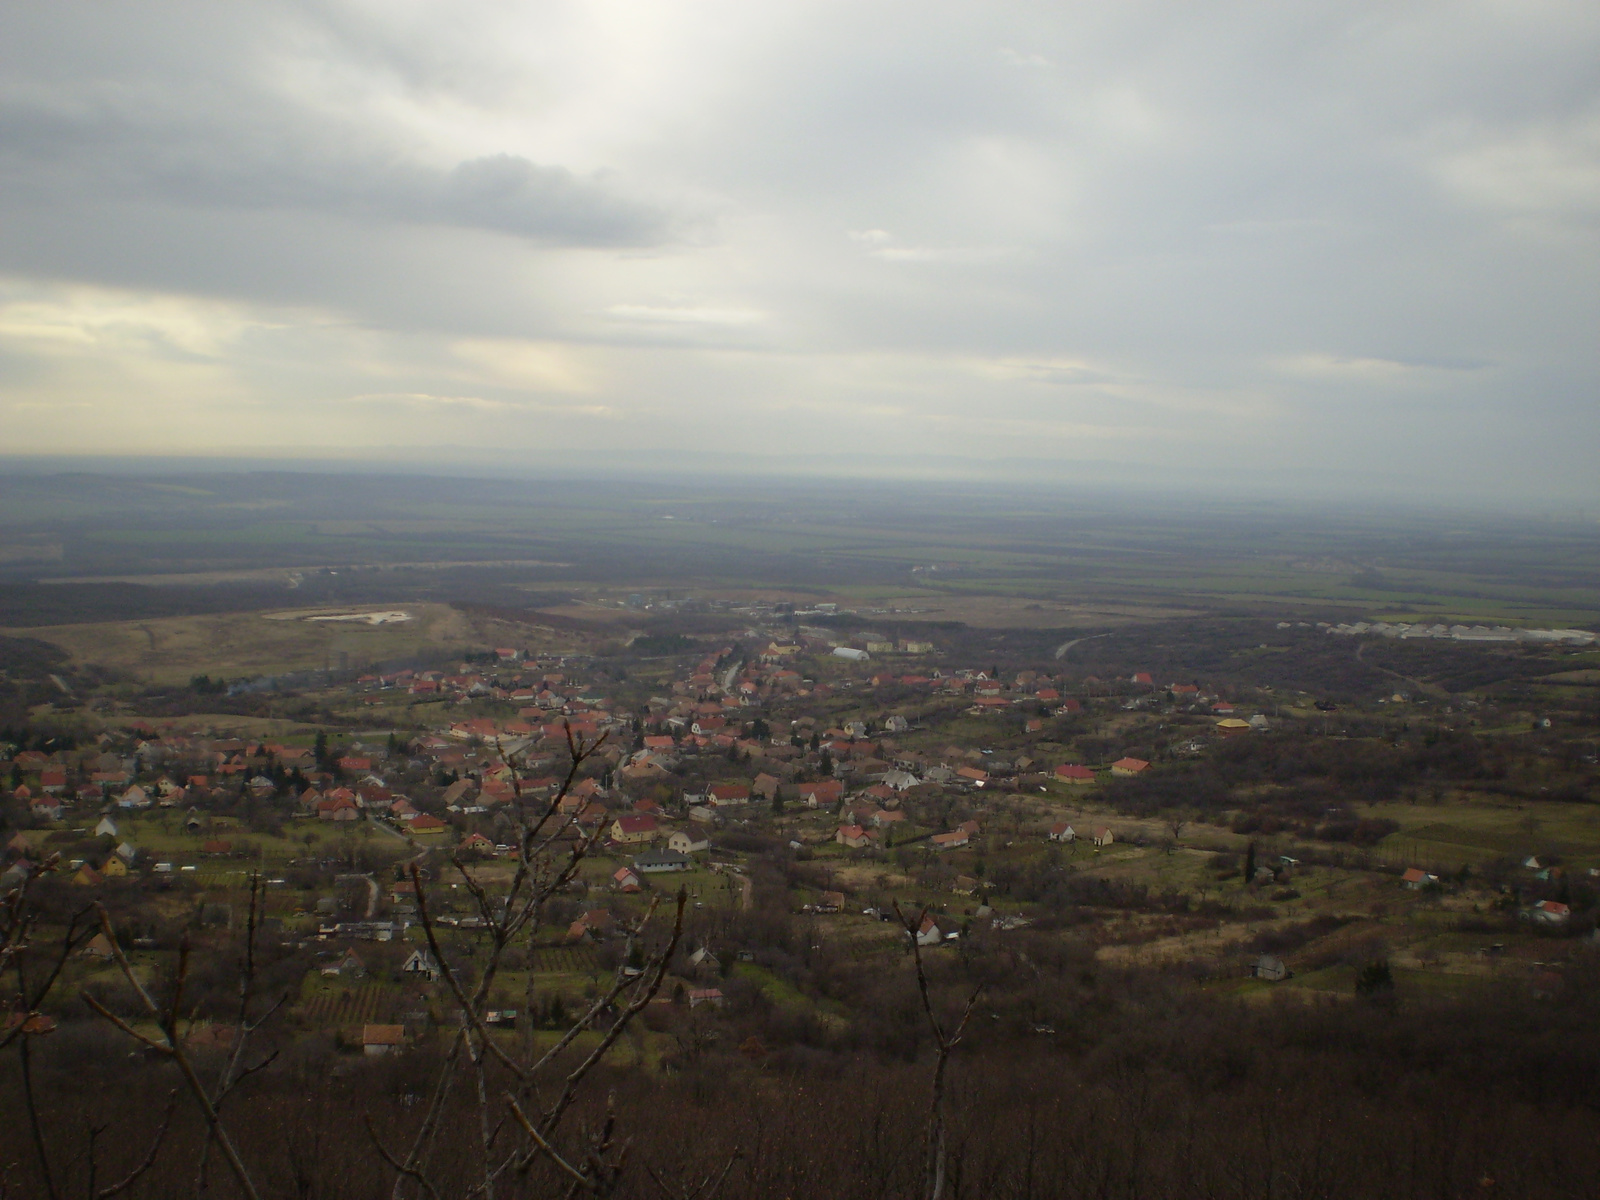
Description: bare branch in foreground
xmin=79 ymin=904 xmax=263 ymax=1200
xmin=644 ymin=1148 xmax=744 ymax=1200
xmin=94 ymin=1089 xmax=179 ymax=1200
xmin=894 ymin=901 xmax=982 ymax=1200
xmin=367 ymin=1115 xmax=443 ymax=1200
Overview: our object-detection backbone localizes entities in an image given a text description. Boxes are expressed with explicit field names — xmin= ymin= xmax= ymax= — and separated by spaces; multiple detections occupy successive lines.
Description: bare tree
xmin=1 ymin=855 xmax=93 ymax=1055
xmin=80 ymin=876 xmax=278 ymax=1200
xmin=4 ymin=856 xmax=178 ymax=1200
xmin=894 ymin=902 xmax=981 ymax=1200
xmin=8 ymin=721 xmax=703 ymax=1200
xmin=368 ymin=723 xmax=691 ymax=1200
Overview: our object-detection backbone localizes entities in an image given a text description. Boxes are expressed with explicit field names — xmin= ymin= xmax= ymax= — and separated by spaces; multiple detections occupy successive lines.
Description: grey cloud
xmin=437 ymin=155 xmax=668 ymax=244
xmin=0 ymin=93 xmax=672 ymax=248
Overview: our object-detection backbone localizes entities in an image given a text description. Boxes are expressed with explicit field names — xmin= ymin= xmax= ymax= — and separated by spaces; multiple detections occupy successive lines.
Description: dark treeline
xmin=1102 ymin=725 xmax=1600 ymax=821
xmin=0 ymin=634 xmax=76 ymax=727
xmin=8 ymin=944 xmax=1600 ymax=1199
xmin=1069 ymin=619 xmax=1600 ymax=701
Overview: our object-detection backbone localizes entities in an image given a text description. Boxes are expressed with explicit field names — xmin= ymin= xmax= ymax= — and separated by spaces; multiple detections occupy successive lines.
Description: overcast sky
xmin=1 ymin=2 xmax=1596 ymax=503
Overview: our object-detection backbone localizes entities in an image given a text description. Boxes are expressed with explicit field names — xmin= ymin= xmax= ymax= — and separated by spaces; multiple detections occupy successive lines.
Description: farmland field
xmin=3 ymin=602 xmax=580 ymax=684
xmin=529 ymin=945 xmax=599 ymax=974
xmin=300 ymin=982 xmax=398 ymax=1027
xmin=3 ymin=471 xmax=1598 ymax=637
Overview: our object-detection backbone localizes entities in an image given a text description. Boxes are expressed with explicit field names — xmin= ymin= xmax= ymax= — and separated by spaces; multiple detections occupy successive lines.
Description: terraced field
xmin=530 ymin=945 xmax=598 ymax=974
xmin=301 ymin=983 xmax=396 ymax=1027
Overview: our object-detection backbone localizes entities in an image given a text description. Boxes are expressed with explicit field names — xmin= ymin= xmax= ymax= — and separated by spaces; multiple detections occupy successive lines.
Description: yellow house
xmin=100 ymin=857 xmax=129 ymax=878
xmin=609 ymin=814 xmax=659 ymax=844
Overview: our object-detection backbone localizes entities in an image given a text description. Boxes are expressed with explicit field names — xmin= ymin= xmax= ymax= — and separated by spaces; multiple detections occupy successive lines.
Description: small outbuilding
xmin=1251 ymin=955 xmax=1289 ymax=982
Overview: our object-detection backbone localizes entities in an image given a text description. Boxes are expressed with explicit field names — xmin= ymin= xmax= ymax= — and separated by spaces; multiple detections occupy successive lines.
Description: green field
xmin=1362 ymin=800 xmax=1600 ymax=871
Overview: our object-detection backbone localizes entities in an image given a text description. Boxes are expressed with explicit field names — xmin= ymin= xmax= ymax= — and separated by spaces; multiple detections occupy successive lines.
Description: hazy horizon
xmin=2 ymin=3 xmax=1598 ymax=504
xmin=4 ymin=454 xmax=1599 ymax=529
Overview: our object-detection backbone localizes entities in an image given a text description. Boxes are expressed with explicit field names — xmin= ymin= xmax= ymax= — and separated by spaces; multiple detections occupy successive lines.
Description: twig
xmin=95 ymin=1089 xmax=179 ymax=1199
xmin=78 ymin=906 xmax=263 ymax=1200
xmin=410 ymin=863 xmax=527 ymax=1082
xmin=644 ymin=1148 xmax=744 ymax=1200
xmin=528 ymin=898 xmax=663 ymax=1078
xmin=0 ymin=888 xmax=93 ymax=1054
xmin=198 ymin=874 xmax=275 ymax=1195
xmin=391 ymin=1031 xmax=467 ymax=1200
xmin=894 ymin=902 xmax=982 ymax=1200
xmin=539 ymin=892 xmax=686 ymax=1139
xmin=388 ymin=725 xmax=616 ymax=1199
xmin=504 ymin=1095 xmax=594 ymax=1190
xmin=17 ymin=1034 xmax=60 ymax=1200
xmin=367 ymin=1116 xmax=443 ymax=1200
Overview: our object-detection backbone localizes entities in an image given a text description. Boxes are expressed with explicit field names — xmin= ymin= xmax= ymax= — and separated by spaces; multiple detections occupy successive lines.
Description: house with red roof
xmin=800 ymin=780 xmax=844 ymax=807
xmin=1532 ymin=899 xmax=1571 ymax=925
xmin=361 ymin=1025 xmax=406 ymax=1056
xmin=610 ymin=814 xmax=659 ymax=845
xmin=318 ymin=795 xmax=359 ymax=822
xmin=835 ymin=824 xmax=873 ymax=849
xmin=29 ymin=795 xmax=63 ymax=821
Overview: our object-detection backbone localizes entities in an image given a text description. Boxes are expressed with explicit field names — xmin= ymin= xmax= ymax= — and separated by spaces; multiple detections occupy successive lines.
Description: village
xmin=5 ymin=602 xmax=1598 ymax=1067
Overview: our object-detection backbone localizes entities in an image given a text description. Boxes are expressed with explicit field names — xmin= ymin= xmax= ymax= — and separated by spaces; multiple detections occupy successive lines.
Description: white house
xmin=633 ymin=848 xmax=691 ymax=874
xmin=667 ymin=830 xmax=710 ymax=855
xmin=402 ymin=949 xmax=441 ymax=981
xmin=361 ymin=1025 xmax=405 ymax=1056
